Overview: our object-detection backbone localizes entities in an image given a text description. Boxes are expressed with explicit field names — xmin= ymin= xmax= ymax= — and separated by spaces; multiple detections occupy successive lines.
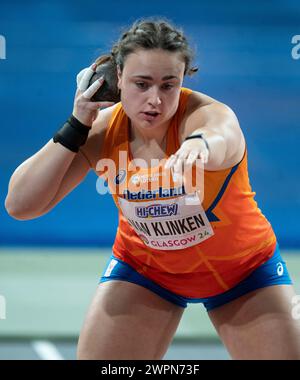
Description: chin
xmin=142 ymin=120 xmax=164 ymax=129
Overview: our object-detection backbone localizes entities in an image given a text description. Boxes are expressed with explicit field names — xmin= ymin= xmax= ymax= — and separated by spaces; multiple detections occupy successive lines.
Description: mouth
xmin=141 ymin=111 xmax=161 ymax=121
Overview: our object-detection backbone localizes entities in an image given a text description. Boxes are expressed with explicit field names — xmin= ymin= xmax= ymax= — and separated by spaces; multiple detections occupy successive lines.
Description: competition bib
xmin=118 ymin=192 xmax=214 ymax=251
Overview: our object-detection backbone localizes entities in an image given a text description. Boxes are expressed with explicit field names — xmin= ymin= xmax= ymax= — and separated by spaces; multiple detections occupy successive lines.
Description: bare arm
xmin=166 ymin=91 xmax=245 ymax=173
xmin=5 ymin=63 xmax=115 ymax=220
xmin=181 ymin=99 xmax=245 ymax=170
xmin=5 ymin=140 xmax=90 ymax=220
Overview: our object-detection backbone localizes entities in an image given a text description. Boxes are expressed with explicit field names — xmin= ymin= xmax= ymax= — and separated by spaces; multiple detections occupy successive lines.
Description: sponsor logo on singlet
xmin=130 ymin=173 xmax=160 ymax=185
xmin=122 ymin=185 xmax=185 ymax=200
xmin=135 ymin=203 xmax=179 ymax=218
xmin=115 ymin=170 xmax=127 ymax=185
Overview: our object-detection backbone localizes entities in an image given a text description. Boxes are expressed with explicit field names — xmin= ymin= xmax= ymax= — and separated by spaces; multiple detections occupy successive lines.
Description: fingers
xmin=87 ymin=101 xmax=115 ymax=110
xmin=164 ymin=154 xmax=177 ymax=170
xmin=76 ymin=68 xmax=88 ymax=89
xmin=199 ymin=150 xmax=209 ymax=164
xmin=165 ymin=149 xmax=206 ymax=195
xmin=82 ymin=77 xmax=104 ymax=99
xmin=77 ymin=63 xmax=97 ymax=92
xmin=73 ymin=63 xmax=114 ymax=127
xmin=165 ymin=149 xmax=188 ymax=172
xmin=186 ymin=150 xmax=200 ymax=165
xmin=164 ymin=146 xmax=209 ymax=173
xmin=173 ymin=150 xmax=187 ymax=174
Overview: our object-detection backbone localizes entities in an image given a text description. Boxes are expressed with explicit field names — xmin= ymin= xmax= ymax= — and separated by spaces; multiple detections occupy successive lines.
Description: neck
xmin=129 ymin=119 xmax=169 ymax=147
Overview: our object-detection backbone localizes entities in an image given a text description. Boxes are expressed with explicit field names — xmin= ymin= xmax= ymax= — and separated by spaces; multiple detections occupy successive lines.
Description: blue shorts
xmin=99 ymin=244 xmax=292 ymax=312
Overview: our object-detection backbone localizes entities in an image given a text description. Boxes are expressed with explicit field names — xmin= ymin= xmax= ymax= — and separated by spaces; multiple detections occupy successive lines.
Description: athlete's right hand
xmin=72 ymin=63 xmax=115 ymax=127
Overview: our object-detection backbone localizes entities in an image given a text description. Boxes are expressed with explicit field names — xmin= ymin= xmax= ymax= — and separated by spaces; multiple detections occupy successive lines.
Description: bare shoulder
xmin=79 ymin=103 xmax=119 ymax=171
xmin=185 ymin=89 xmax=217 ymax=111
xmin=181 ymin=90 xmax=246 ymax=169
xmin=181 ymin=90 xmax=242 ymax=141
xmin=184 ymin=90 xmax=237 ymax=123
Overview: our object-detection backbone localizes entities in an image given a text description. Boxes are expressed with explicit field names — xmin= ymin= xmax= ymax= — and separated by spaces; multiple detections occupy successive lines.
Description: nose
xmin=148 ymin=87 xmax=162 ymax=107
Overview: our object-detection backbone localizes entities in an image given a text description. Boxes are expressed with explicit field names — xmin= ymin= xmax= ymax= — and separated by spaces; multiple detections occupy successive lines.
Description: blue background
xmin=0 ymin=0 xmax=299 ymax=248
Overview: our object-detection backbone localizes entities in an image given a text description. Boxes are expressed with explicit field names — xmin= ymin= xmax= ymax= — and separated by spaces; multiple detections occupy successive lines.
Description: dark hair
xmin=89 ymin=18 xmax=197 ymax=101
xmin=111 ymin=18 xmax=198 ymax=76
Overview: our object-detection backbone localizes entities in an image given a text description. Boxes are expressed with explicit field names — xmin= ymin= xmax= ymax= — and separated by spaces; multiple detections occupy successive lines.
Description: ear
xmin=117 ymin=65 xmax=122 ymax=89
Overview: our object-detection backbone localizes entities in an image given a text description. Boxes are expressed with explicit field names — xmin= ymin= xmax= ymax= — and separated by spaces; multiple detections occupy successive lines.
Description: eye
xmin=161 ymin=83 xmax=174 ymax=90
xmin=135 ymin=82 xmax=149 ymax=90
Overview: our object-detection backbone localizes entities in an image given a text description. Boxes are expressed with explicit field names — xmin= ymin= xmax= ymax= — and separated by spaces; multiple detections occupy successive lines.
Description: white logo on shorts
xmin=276 ymin=262 xmax=284 ymax=276
xmin=104 ymin=259 xmax=118 ymax=277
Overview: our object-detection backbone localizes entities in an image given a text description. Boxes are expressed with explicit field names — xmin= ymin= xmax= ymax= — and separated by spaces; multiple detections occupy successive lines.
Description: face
xmin=117 ymin=49 xmax=185 ymax=132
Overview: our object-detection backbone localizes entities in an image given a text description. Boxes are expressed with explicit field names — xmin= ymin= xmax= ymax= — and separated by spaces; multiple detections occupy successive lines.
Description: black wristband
xmin=184 ymin=133 xmax=210 ymax=151
xmin=53 ymin=115 xmax=91 ymax=153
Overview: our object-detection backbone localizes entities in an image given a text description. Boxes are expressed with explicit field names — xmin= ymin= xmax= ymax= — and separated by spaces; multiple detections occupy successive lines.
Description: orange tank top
xmin=96 ymin=88 xmax=277 ymax=297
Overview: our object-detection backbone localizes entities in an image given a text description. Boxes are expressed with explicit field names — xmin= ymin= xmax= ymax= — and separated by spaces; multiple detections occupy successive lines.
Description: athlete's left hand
xmin=164 ymin=138 xmax=209 ymax=194
xmin=164 ymin=138 xmax=209 ymax=175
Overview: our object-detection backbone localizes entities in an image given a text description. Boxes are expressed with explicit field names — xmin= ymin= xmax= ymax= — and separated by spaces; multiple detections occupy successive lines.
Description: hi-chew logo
xmin=0 ymin=35 xmax=6 ymax=59
xmin=136 ymin=203 xmax=179 ymax=218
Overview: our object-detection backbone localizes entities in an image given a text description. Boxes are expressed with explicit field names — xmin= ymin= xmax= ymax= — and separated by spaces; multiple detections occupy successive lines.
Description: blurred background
xmin=0 ymin=0 xmax=299 ymax=360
